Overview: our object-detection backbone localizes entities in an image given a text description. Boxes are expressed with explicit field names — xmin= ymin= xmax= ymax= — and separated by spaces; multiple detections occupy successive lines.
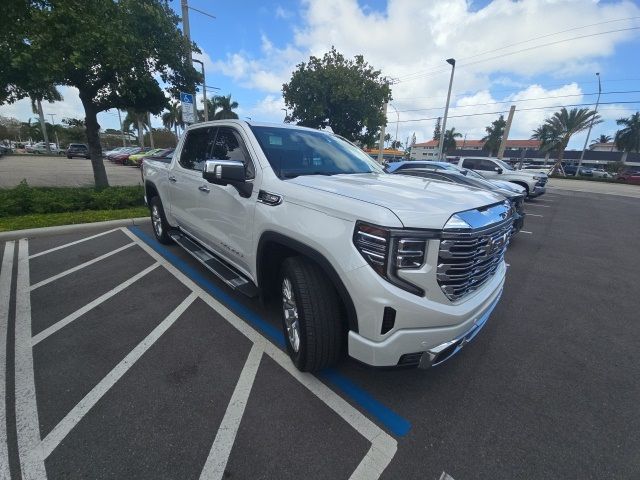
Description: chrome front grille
xmin=437 ymin=217 xmax=512 ymax=301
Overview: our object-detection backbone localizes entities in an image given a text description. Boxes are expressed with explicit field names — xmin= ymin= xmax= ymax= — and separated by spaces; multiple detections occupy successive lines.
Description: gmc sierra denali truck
xmin=143 ymin=121 xmax=513 ymax=372
xmin=454 ymin=157 xmax=547 ymax=198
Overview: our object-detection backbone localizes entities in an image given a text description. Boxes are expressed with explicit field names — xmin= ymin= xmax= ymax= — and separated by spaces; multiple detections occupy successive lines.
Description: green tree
xmin=482 ymin=115 xmax=506 ymax=156
xmin=531 ymin=124 xmax=561 ymax=165
xmin=443 ymin=127 xmax=462 ymax=154
xmin=2 ymin=0 xmax=200 ymax=187
xmin=162 ymin=100 xmax=184 ymax=142
xmin=213 ymin=94 xmax=239 ymax=120
xmin=390 ymin=140 xmax=403 ymax=150
xmin=384 ymin=133 xmax=392 ymax=147
xmin=615 ymin=112 xmax=640 ymax=163
xmin=591 ymin=134 xmax=612 ymax=145
xmin=432 ymin=117 xmax=441 ymax=141
xmin=282 ymin=47 xmax=392 ymax=145
xmin=544 ymin=107 xmax=601 ymax=173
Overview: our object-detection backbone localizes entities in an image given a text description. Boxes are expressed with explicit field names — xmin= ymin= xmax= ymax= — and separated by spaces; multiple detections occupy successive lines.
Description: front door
xmin=199 ymin=126 xmax=258 ymax=276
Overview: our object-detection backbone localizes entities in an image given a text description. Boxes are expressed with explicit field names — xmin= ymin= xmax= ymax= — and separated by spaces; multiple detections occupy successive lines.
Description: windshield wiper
xmin=282 ymin=171 xmax=337 ymax=179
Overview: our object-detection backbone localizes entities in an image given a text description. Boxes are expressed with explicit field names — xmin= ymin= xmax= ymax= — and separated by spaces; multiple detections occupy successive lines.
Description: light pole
xmin=437 ymin=58 xmax=456 ymax=161
xmin=281 ymin=108 xmax=288 ymax=122
xmin=192 ymin=59 xmax=207 ymax=122
xmin=577 ymin=72 xmax=601 ymax=176
xmin=388 ymin=103 xmax=399 ymax=149
xmin=48 ymin=113 xmax=61 ymax=149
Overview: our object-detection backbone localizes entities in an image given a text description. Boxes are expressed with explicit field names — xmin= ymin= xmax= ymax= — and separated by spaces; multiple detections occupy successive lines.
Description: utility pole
xmin=117 ymin=110 xmax=126 ymax=146
xmin=181 ymin=0 xmax=192 ymax=64
xmin=577 ymin=72 xmax=601 ymax=176
xmin=377 ymin=102 xmax=388 ymax=164
xmin=48 ymin=113 xmax=60 ymax=149
xmin=437 ymin=58 xmax=456 ymax=161
xmin=193 ymin=59 xmax=207 ymax=121
xmin=497 ymin=105 xmax=516 ymax=159
xmin=388 ymin=103 xmax=399 ymax=149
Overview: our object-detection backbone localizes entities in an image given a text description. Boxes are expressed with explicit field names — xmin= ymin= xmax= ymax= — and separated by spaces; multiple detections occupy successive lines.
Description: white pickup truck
xmin=454 ymin=156 xmax=547 ymax=198
xmin=142 ymin=120 xmax=513 ymax=372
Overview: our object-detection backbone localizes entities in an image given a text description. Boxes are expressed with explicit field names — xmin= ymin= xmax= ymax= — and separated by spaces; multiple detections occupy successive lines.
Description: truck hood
xmin=288 ymin=173 xmax=505 ymax=229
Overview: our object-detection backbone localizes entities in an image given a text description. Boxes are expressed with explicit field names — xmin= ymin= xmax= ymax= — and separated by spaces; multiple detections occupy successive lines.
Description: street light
xmin=437 ymin=58 xmax=456 ymax=161
xmin=281 ymin=108 xmax=288 ymax=122
xmin=576 ymin=72 xmax=601 ymax=176
xmin=192 ymin=58 xmax=207 ymax=122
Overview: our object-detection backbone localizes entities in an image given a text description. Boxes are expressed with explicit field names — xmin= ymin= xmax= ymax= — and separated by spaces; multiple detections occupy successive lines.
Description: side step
xmin=169 ymin=232 xmax=259 ymax=298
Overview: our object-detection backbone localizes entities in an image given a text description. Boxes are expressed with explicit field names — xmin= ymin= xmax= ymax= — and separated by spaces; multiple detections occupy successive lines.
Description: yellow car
xmin=128 ymin=148 xmax=164 ymax=166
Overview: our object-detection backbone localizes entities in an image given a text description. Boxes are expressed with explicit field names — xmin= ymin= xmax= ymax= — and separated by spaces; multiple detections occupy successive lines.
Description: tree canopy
xmin=482 ymin=115 xmax=506 ymax=156
xmin=2 ymin=0 xmax=201 ymax=187
xmin=615 ymin=112 xmax=640 ymax=153
xmin=282 ymin=47 xmax=392 ymax=145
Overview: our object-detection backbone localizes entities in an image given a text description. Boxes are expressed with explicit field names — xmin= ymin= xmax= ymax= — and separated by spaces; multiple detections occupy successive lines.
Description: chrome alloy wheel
xmin=282 ymin=277 xmax=301 ymax=352
xmin=151 ymin=205 xmax=163 ymax=237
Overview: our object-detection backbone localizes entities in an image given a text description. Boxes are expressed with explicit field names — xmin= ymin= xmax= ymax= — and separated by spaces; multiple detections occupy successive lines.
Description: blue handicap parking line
xmin=128 ymin=226 xmax=411 ymax=437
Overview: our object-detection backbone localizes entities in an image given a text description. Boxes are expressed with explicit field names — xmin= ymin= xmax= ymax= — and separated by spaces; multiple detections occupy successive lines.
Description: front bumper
xmin=346 ymin=262 xmax=505 ymax=367
xmin=512 ymin=212 xmax=525 ymax=234
xmin=529 ymin=185 xmax=546 ymax=197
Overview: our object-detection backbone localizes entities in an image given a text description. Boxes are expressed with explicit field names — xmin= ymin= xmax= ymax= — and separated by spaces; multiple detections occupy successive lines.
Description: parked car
xmin=111 ymin=147 xmax=143 ymax=164
xmin=128 ymin=148 xmax=164 ymax=166
xmin=104 ymin=146 xmax=129 ymax=157
xmin=563 ymin=164 xmax=593 ymax=176
xmin=106 ymin=146 xmax=137 ymax=161
xmin=66 ymin=143 xmax=90 ymax=159
xmin=617 ymin=171 xmax=640 ymax=184
xmin=454 ymin=157 xmax=547 ymax=198
xmin=391 ymin=162 xmax=526 ymax=234
xmin=32 ymin=142 xmax=62 ymax=154
xmin=143 ymin=120 xmax=512 ymax=372
xmin=590 ymin=169 xmax=613 ymax=179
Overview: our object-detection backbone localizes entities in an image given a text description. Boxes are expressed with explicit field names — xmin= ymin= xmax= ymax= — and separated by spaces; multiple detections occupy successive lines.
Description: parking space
xmin=1 ymin=188 xmax=639 ymax=479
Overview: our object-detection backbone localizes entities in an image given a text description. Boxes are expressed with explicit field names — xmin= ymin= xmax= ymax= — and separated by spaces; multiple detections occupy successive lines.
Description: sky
xmin=2 ymin=0 xmax=640 ymax=149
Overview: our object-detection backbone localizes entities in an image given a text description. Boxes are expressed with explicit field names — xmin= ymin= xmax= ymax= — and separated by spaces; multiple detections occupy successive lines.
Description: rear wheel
xmin=279 ymin=257 xmax=343 ymax=372
xmin=149 ymin=196 xmax=173 ymax=245
xmin=67 ymin=155 xmax=72 ymax=159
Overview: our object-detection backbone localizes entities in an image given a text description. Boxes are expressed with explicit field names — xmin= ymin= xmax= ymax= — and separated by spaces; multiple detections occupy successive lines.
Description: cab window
xmin=211 ymin=127 xmax=255 ymax=179
xmin=179 ymin=127 xmax=216 ymax=171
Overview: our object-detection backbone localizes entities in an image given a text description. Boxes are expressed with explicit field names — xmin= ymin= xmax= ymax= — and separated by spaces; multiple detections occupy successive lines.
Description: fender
xmin=257 ymin=231 xmax=359 ymax=333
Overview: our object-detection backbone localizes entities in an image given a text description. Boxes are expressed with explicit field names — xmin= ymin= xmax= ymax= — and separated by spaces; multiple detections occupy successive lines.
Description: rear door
xmin=169 ymin=126 xmax=217 ymax=239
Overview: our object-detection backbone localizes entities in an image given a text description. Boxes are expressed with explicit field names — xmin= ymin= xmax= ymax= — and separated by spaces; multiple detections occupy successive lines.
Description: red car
xmin=617 ymin=171 xmax=640 ymax=185
xmin=111 ymin=147 xmax=143 ymax=165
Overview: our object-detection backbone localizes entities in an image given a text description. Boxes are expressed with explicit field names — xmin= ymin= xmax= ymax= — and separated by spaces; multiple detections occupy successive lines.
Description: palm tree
xmin=162 ymin=101 xmax=184 ymax=144
xmin=482 ymin=115 xmax=506 ymax=156
xmin=544 ymin=107 xmax=601 ymax=174
xmin=30 ymin=87 xmax=62 ymax=153
xmin=123 ymin=110 xmax=150 ymax=147
xmin=614 ymin=112 xmax=640 ymax=163
xmin=213 ymin=94 xmax=239 ymax=120
xmin=443 ymin=127 xmax=462 ymax=153
xmin=531 ymin=124 xmax=561 ymax=166
xmin=591 ymin=134 xmax=612 ymax=145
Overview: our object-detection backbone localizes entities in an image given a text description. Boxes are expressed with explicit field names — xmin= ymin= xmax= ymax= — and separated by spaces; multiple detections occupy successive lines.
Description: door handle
xmin=198 ymin=185 xmax=210 ymax=193
xmin=168 ymin=176 xmax=177 ymax=183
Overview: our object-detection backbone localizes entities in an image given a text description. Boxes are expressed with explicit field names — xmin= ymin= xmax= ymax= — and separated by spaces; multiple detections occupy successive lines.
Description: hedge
xmin=0 ymin=180 xmax=145 ymax=217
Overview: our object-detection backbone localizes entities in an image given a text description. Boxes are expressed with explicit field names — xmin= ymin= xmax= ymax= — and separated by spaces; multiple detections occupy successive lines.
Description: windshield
xmin=494 ymin=158 xmax=514 ymax=171
xmin=250 ymin=126 xmax=384 ymax=178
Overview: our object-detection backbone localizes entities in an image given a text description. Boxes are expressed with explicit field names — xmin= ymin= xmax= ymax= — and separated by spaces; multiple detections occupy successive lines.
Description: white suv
xmin=143 ymin=121 xmax=512 ymax=371
xmin=456 ymin=157 xmax=547 ymax=198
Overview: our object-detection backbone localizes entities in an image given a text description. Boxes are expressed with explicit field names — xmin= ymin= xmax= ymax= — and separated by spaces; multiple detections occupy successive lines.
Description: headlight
xmin=532 ymin=175 xmax=544 ymax=180
xmin=353 ymin=221 xmax=438 ymax=296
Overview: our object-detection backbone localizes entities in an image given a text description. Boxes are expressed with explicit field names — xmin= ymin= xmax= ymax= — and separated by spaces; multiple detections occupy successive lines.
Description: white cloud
xmin=275 ymin=5 xmax=293 ymax=19
xmin=205 ymin=0 xmax=639 ymax=147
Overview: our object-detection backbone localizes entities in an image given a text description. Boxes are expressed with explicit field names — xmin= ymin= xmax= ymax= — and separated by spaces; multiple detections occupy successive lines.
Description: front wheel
xmin=149 ymin=196 xmax=174 ymax=245
xmin=279 ymin=257 xmax=343 ymax=372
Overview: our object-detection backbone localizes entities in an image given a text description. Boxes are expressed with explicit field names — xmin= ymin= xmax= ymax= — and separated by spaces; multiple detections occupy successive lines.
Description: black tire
xmin=279 ymin=256 xmax=343 ymax=372
xmin=149 ymin=196 xmax=174 ymax=245
xmin=67 ymin=155 xmax=72 ymax=159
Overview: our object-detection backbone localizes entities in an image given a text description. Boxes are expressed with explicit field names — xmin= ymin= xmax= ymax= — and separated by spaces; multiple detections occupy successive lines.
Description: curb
xmin=0 ymin=217 xmax=151 ymax=241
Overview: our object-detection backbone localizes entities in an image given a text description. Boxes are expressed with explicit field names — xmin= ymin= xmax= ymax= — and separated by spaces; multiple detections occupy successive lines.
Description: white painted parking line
xmin=199 ymin=344 xmax=263 ymax=480
xmin=526 ymin=213 xmax=544 ymax=217
xmin=29 ymin=242 xmax=135 ymax=291
xmin=40 ymin=292 xmax=197 ymax=459
xmin=121 ymin=227 xmax=398 ymax=479
xmin=0 ymin=241 xmax=15 ymax=480
xmin=520 ymin=230 xmax=533 ymax=234
xmin=31 ymin=263 xmax=160 ymax=346
xmin=28 ymin=228 xmax=120 ymax=259
xmin=14 ymin=239 xmax=48 ymax=479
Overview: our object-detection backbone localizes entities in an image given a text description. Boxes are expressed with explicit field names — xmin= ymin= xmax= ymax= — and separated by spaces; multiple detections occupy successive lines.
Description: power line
xmin=397 ymin=26 xmax=640 ymax=84
xmin=395 ymin=17 xmax=640 ymax=81
xmin=394 ymin=90 xmax=640 ymax=113
xmin=389 ymin=100 xmax=640 ymax=124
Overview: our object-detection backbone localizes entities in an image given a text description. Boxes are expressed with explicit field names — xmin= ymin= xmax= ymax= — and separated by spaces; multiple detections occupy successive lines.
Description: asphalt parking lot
xmin=1 ymin=188 xmax=639 ymax=479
